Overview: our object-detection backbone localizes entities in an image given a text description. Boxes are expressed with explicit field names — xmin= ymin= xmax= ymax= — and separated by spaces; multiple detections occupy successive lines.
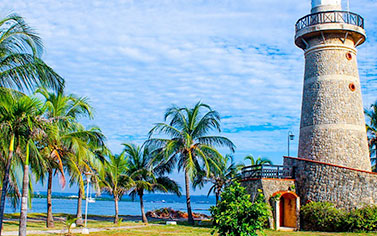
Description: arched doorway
xmin=272 ymin=191 xmax=299 ymax=230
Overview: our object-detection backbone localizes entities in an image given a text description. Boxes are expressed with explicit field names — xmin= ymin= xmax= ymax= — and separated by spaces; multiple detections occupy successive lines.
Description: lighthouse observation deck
xmin=295 ymin=10 xmax=364 ymax=32
xmin=295 ymin=10 xmax=366 ymax=49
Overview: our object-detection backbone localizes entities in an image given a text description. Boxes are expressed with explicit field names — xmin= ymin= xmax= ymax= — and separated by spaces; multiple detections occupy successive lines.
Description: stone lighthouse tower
xmin=295 ymin=0 xmax=372 ymax=171
xmin=241 ymin=1 xmax=377 ymax=230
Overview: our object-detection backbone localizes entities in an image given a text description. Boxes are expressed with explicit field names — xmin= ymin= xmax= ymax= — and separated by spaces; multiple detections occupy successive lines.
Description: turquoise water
xmin=5 ymin=193 xmax=215 ymax=216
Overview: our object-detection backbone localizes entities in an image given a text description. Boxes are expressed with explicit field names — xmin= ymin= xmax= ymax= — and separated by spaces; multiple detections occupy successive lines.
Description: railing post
xmin=347 ymin=12 xmax=349 ymax=24
xmin=320 ymin=12 xmax=323 ymax=24
xmin=276 ymin=166 xmax=279 ymax=178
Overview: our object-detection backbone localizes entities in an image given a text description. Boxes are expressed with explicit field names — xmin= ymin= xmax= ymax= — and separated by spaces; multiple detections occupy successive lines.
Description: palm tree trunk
xmin=215 ymin=185 xmax=221 ymax=205
xmin=75 ymin=188 xmax=83 ymax=226
xmin=114 ymin=195 xmax=119 ymax=224
xmin=0 ymin=148 xmax=14 ymax=235
xmin=46 ymin=168 xmax=54 ymax=228
xmin=19 ymin=164 xmax=29 ymax=236
xmin=185 ymin=170 xmax=194 ymax=225
xmin=139 ymin=192 xmax=147 ymax=223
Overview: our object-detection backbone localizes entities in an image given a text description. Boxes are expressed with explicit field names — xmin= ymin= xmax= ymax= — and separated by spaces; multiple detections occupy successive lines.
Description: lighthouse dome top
xmin=312 ymin=0 xmax=341 ymax=13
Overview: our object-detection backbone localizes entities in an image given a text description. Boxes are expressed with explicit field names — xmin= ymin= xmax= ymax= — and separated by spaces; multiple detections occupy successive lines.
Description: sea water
xmin=4 ymin=193 xmax=215 ymax=216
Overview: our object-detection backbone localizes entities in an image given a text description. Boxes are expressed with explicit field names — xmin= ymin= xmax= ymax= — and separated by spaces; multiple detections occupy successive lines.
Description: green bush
xmin=345 ymin=205 xmax=377 ymax=232
xmin=300 ymin=201 xmax=346 ymax=232
xmin=301 ymin=201 xmax=377 ymax=232
xmin=210 ymin=181 xmax=270 ymax=236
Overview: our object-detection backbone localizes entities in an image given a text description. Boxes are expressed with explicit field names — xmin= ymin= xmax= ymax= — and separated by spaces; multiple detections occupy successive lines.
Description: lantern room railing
xmin=241 ymin=164 xmax=293 ymax=180
xmin=295 ymin=11 xmax=364 ymax=32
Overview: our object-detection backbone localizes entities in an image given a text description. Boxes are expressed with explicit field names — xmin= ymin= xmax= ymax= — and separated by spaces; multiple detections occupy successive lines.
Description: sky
xmin=3 ymin=0 xmax=377 ymax=195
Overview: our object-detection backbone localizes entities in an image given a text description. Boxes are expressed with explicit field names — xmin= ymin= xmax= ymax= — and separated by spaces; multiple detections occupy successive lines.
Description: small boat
xmin=87 ymin=197 xmax=96 ymax=203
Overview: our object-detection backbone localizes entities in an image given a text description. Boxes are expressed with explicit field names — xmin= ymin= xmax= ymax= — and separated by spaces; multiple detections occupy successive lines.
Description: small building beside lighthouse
xmin=241 ymin=0 xmax=377 ymax=231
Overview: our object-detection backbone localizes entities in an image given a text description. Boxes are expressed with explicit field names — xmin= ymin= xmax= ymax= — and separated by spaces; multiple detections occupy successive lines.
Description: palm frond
xmin=197 ymin=136 xmax=235 ymax=152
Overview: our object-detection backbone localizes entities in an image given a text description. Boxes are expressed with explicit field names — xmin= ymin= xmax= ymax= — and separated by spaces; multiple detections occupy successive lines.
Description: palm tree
xmin=38 ymin=126 xmax=66 ymax=228
xmin=0 ymin=12 xmax=64 ymax=232
xmin=18 ymin=140 xmax=47 ymax=236
xmin=0 ymin=111 xmax=21 ymax=212
xmin=36 ymin=87 xmax=93 ymax=227
xmin=100 ymin=152 xmax=133 ymax=224
xmin=64 ymin=124 xmax=106 ymax=225
xmin=123 ymin=143 xmax=181 ymax=223
xmin=0 ymin=90 xmax=46 ymax=235
xmin=0 ymin=14 xmax=64 ymax=91
xmin=0 ymin=90 xmax=25 ymax=232
xmin=17 ymin=98 xmax=49 ymax=236
xmin=147 ymin=102 xmax=235 ymax=224
xmin=244 ymin=154 xmax=273 ymax=166
xmin=193 ymin=154 xmax=240 ymax=204
xmin=365 ymin=102 xmax=377 ymax=172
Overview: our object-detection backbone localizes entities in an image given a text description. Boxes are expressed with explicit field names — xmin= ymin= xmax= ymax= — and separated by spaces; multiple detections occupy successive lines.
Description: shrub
xmin=345 ymin=205 xmax=377 ymax=232
xmin=301 ymin=202 xmax=377 ymax=232
xmin=300 ymin=202 xmax=346 ymax=232
xmin=210 ymin=181 xmax=270 ymax=236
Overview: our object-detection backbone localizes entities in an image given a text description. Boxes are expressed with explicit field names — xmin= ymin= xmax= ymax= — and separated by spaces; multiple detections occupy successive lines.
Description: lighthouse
xmin=241 ymin=1 xmax=377 ymax=230
xmin=295 ymin=0 xmax=372 ymax=171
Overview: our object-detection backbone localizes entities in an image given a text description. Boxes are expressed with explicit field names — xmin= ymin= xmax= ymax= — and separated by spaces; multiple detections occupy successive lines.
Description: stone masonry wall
xmin=260 ymin=179 xmax=296 ymax=200
xmin=298 ymin=33 xmax=371 ymax=171
xmin=241 ymin=179 xmax=295 ymax=201
xmin=241 ymin=179 xmax=263 ymax=202
xmin=284 ymin=157 xmax=377 ymax=209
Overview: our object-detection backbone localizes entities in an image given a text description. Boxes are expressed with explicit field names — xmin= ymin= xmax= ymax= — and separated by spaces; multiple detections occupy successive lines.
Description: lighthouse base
xmin=284 ymin=156 xmax=377 ymax=210
xmin=240 ymin=156 xmax=377 ymax=231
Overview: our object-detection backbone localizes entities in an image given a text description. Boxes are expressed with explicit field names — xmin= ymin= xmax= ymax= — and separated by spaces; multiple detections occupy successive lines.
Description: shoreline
xmin=4 ymin=212 xmax=211 ymax=224
xmin=32 ymin=193 xmax=215 ymax=203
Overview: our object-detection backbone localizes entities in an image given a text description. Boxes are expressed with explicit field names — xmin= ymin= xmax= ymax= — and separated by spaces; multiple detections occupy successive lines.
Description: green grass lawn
xmin=3 ymin=213 xmax=139 ymax=232
xmin=3 ymin=213 xmax=377 ymax=236
xmin=66 ymin=226 xmax=377 ymax=236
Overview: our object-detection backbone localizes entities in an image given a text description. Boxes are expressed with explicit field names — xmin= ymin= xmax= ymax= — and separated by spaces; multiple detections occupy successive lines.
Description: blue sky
xmin=3 ymin=0 xmax=377 ymax=195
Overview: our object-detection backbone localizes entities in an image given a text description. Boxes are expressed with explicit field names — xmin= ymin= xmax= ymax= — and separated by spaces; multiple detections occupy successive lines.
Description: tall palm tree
xmin=0 ymin=109 xmax=21 ymax=212
xmin=17 ymin=98 xmax=49 ymax=236
xmin=64 ymin=124 xmax=106 ymax=225
xmin=193 ymin=154 xmax=240 ymax=204
xmin=0 ymin=89 xmax=25 ymax=232
xmin=18 ymin=139 xmax=47 ymax=236
xmin=0 ymin=90 xmax=46 ymax=235
xmin=123 ymin=143 xmax=181 ymax=223
xmin=0 ymin=12 xmax=64 ymax=233
xmin=38 ymin=125 xmax=66 ymax=228
xmin=147 ymin=102 xmax=235 ymax=224
xmin=0 ymin=14 xmax=64 ymax=91
xmin=365 ymin=102 xmax=377 ymax=172
xmin=100 ymin=152 xmax=133 ymax=224
xmin=36 ymin=87 xmax=93 ymax=227
xmin=244 ymin=154 xmax=273 ymax=166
